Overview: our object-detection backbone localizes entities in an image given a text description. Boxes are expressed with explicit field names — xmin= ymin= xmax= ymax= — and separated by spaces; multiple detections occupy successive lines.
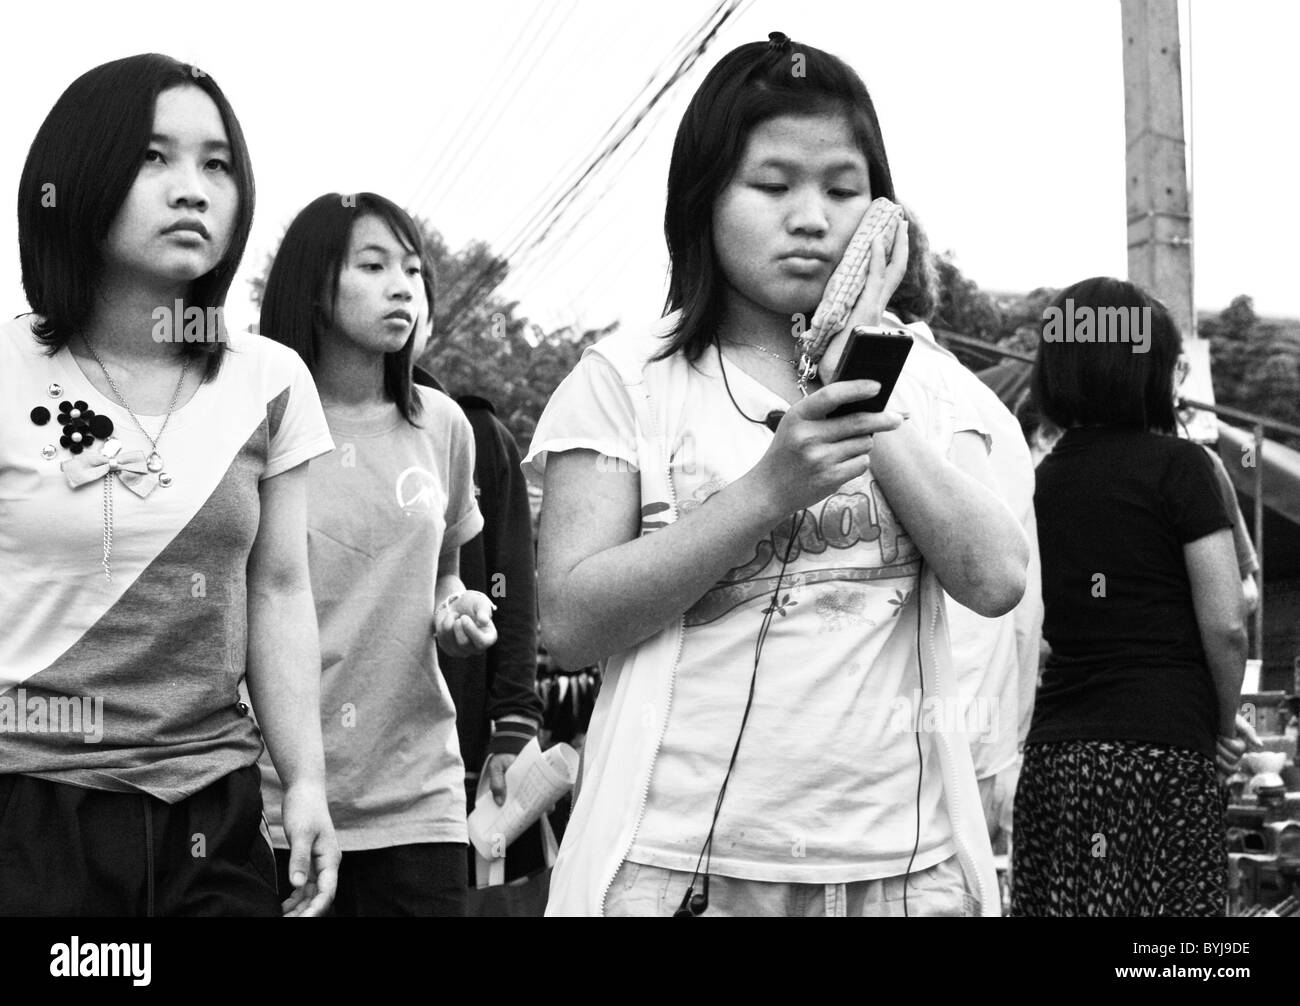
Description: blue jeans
xmin=606 ymin=855 xmax=976 ymax=917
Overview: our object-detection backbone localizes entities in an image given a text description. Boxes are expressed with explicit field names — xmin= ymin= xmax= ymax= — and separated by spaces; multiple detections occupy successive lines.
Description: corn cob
xmin=796 ymin=197 xmax=904 ymax=390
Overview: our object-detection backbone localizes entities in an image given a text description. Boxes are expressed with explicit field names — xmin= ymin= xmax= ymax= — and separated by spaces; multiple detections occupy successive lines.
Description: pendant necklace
xmin=746 ymin=342 xmax=798 ymax=367
xmin=82 ymin=335 xmax=191 ymax=488
xmin=61 ymin=337 xmax=191 ymax=581
xmin=746 ymin=340 xmax=816 ymax=395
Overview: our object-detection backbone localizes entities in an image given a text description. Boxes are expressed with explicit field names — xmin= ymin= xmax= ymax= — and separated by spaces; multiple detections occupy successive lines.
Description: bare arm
xmin=435 ymin=549 xmax=465 ymax=610
xmin=1185 ymin=528 xmax=1248 ymax=734
xmin=540 ymin=450 xmax=782 ymax=670
xmin=244 ymin=462 xmax=338 ymax=916
xmin=246 ymin=462 xmax=326 ymax=792
xmin=539 ymin=379 xmax=904 ymax=669
xmin=869 ymin=425 xmax=1029 ymax=617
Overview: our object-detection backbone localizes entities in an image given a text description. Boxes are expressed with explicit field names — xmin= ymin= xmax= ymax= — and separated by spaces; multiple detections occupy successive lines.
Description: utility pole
xmin=1123 ymin=1 xmax=1222 ymax=436
xmin=1122 ymin=0 xmax=1263 ymax=661
xmin=1121 ymin=0 xmax=1217 ymax=442
xmin=1122 ymin=0 xmax=1192 ymax=336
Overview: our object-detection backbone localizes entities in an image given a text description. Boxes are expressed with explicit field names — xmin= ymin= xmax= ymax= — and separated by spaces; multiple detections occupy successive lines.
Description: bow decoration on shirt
xmin=61 ymin=448 xmax=158 ymax=498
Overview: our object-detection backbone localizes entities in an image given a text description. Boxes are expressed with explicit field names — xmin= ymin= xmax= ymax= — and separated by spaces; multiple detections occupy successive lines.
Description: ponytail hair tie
xmin=767 ymin=31 xmax=791 ymax=52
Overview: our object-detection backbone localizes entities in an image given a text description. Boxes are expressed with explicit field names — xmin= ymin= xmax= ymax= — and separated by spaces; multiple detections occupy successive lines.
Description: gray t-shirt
xmin=259 ymin=385 xmax=483 ymax=850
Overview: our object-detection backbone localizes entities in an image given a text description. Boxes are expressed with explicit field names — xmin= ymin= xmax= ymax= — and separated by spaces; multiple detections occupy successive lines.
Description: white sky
xmin=1 ymin=0 xmax=1297 ymax=338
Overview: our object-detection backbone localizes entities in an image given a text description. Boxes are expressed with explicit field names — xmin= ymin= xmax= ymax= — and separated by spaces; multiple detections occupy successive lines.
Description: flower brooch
xmin=31 ymin=397 xmax=115 ymax=455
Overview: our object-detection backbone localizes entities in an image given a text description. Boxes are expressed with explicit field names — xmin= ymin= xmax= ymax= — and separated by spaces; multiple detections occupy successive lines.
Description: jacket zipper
xmin=597 ymin=615 xmax=685 ymax=916
xmin=597 ymin=394 xmax=685 ymax=916
xmin=925 ymin=573 xmax=995 ymax=915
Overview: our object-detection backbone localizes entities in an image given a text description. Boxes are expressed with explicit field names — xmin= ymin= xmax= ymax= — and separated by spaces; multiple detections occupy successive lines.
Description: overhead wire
xmin=508 ymin=0 xmax=759 ymax=317
xmin=405 ymin=0 xmax=555 ymax=210
xmin=480 ymin=0 xmax=729 ymax=265
xmin=407 ymin=2 xmax=553 ymax=206
xmin=501 ymin=0 xmax=741 ymax=263
xmin=439 ymin=0 xmax=749 ymax=336
xmin=505 ymin=95 xmax=676 ymax=304
xmin=473 ymin=7 xmax=693 ymax=258
xmin=425 ymin=0 xmax=582 ymax=208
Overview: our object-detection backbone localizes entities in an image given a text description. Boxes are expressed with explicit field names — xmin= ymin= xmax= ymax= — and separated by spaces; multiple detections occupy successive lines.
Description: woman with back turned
xmin=1014 ymin=277 xmax=1246 ymax=917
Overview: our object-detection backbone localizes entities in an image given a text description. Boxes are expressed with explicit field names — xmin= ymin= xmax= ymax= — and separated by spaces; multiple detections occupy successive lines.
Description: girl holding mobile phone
xmin=527 ymin=34 xmax=1028 ymax=917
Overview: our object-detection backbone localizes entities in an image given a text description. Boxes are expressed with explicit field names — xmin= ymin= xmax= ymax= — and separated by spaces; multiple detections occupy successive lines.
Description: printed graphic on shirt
xmin=815 ymin=588 xmax=879 ymax=634
xmin=681 ymin=473 xmax=919 ymax=627
xmin=395 ymin=465 xmax=444 ymax=516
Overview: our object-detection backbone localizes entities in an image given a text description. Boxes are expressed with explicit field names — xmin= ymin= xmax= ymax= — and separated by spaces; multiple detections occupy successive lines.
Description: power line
xmin=471 ymin=1 xmax=724 ymax=260
xmin=506 ymin=95 xmax=676 ymax=303
xmin=407 ymin=2 xmax=553 ymax=207
xmin=427 ymin=0 xmax=582 ymax=209
xmin=506 ymin=1 xmax=757 ymax=306
xmin=405 ymin=1 xmax=554 ymax=210
xmin=503 ymin=0 xmax=747 ymax=266
xmin=488 ymin=0 xmax=732 ymax=265
xmin=439 ymin=0 xmax=748 ymax=337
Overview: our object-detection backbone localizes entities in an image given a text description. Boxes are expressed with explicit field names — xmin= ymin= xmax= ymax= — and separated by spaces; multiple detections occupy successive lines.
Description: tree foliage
xmin=928 ymin=260 xmax=1299 ymax=445
xmin=413 ymin=219 xmax=615 ymax=448
xmin=927 ymin=251 xmax=1039 ymax=371
xmin=931 ymin=252 xmax=1002 ymax=344
xmin=1200 ymin=295 xmax=1300 ymax=444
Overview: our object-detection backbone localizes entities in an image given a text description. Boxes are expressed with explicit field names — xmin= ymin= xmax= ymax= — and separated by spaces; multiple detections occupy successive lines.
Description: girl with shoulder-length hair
xmin=1 ymin=53 xmax=339 ymax=916
xmin=527 ymin=34 xmax=1029 ymax=917
xmin=1014 ymin=277 xmax=1247 ymax=916
xmin=258 ymin=193 xmax=495 ymax=917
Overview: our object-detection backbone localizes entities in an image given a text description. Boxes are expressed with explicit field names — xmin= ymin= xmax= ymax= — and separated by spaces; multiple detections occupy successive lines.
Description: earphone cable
xmin=678 ymin=509 xmax=806 ymax=914
xmin=716 ymin=338 xmax=777 ymax=427
xmin=903 ymin=557 xmax=925 ymax=917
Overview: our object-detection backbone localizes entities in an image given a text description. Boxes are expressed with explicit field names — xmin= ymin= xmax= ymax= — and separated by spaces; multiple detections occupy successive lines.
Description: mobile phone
xmin=826 ymin=327 xmax=914 ymax=417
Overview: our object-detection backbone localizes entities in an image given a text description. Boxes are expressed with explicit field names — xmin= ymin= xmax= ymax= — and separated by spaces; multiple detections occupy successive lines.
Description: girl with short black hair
xmin=1 ymin=53 xmax=339 ymax=917
xmin=1015 ymin=277 xmax=1246 ymax=916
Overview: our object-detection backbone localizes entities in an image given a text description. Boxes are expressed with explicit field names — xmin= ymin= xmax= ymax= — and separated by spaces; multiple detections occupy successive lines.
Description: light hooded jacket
xmin=537 ymin=321 xmax=999 ymax=916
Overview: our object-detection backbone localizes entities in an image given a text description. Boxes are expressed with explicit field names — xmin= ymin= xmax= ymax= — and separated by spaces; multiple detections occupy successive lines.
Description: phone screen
xmin=827 ymin=329 xmax=914 ymax=417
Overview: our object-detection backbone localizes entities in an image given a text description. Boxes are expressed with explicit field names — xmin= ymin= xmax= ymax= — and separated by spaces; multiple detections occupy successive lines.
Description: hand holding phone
xmin=752 ymin=380 xmax=904 ymax=516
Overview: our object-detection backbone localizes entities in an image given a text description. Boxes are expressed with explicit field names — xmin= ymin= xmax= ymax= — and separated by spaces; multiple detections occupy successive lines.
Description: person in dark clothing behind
xmin=411 ymin=308 xmax=548 ymax=891
xmin=1012 ymin=277 xmax=1248 ymax=918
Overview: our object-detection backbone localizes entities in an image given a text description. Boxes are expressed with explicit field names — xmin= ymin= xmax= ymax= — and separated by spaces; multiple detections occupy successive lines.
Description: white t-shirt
xmin=525 ymin=336 xmax=988 ymax=883
xmin=0 ymin=316 xmax=333 ymax=801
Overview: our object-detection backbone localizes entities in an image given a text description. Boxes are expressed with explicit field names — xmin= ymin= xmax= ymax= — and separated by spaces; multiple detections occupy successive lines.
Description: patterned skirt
xmin=1011 ymin=739 xmax=1226 ymax=917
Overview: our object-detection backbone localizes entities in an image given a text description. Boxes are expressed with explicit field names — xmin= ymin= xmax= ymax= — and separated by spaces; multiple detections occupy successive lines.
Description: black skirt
xmin=1011 ymin=739 xmax=1226 ymax=917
